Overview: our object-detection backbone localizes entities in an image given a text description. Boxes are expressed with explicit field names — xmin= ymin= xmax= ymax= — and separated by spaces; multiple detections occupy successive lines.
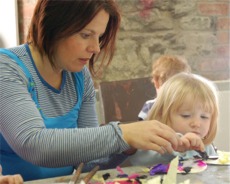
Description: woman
xmin=0 ymin=0 xmax=189 ymax=181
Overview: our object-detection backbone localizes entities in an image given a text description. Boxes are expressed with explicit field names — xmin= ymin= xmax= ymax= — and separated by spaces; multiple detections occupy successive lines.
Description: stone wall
xmin=18 ymin=0 xmax=229 ymax=88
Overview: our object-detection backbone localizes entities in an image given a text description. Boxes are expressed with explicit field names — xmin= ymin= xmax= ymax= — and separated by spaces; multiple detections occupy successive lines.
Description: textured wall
xmin=17 ymin=0 xmax=229 ymax=88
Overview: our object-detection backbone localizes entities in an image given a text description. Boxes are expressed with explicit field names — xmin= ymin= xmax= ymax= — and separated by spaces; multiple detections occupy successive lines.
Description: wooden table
xmin=25 ymin=164 xmax=230 ymax=184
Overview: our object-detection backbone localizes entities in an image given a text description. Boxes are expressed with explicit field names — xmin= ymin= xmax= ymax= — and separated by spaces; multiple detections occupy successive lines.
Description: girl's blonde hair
xmin=147 ymin=73 xmax=219 ymax=145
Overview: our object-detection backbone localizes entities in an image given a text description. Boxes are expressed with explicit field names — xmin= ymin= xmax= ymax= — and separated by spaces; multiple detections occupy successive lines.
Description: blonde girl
xmin=129 ymin=73 xmax=218 ymax=166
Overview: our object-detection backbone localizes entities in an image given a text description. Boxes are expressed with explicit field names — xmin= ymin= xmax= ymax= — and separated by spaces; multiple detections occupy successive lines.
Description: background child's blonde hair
xmin=151 ymin=55 xmax=191 ymax=86
xmin=147 ymin=73 xmax=219 ymax=145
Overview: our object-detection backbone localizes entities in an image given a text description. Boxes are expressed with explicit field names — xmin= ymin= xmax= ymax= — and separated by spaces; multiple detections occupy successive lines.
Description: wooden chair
xmin=98 ymin=77 xmax=156 ymax=124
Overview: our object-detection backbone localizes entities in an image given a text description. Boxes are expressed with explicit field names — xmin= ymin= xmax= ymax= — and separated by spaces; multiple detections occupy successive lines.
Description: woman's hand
xmin=176 ymin=132 xmax=205 ymax=153
xmin=119 ymin=120 xmax=181 ymax=154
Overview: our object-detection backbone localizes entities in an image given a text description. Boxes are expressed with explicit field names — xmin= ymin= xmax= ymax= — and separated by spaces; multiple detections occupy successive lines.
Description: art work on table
xmin=149 ymin=158 xmax=207 ymax=176
xmin=57 ymin=154 xmax=227 ymax=184
xmin=205 ymin=150 xmax=230 ymax=165
xmin=177 ymin=159 xmax=207 ymax=174
xmin=88 ymin=157 xmax=201 ymax=184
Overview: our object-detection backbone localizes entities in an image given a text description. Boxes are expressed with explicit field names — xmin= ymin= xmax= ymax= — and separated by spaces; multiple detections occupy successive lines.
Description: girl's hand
xmin=176 ymin=132 xmax=205 ymax=152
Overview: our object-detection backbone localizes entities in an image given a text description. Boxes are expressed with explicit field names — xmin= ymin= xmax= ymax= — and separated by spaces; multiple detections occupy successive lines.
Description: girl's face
xmin=170 ymin=95 xmax=211 ymax=139
xmin=54 ymin=9 xmax=109 ymax=72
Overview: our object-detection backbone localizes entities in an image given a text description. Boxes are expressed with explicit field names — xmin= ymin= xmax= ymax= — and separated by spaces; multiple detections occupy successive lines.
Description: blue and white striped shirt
xmin=0 ymin=45 xmax=129 ymax=170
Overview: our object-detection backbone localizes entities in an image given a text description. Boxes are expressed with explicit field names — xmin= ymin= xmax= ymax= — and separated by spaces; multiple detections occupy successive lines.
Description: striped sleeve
xmin=77 ymin=67 xmax=99 ymax=128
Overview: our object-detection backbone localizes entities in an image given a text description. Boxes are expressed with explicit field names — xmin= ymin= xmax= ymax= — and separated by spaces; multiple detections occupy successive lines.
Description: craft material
xmin=177 ymin=159 xmax=207 ymax=174
xmin=102 ymin=173 xmax=111 ymax=180
xmin=150 ymin=158 xmax=207 ymax=175
xmin=69 ymin=162 xmax=84 ymax=184
xmin=82 ymin=165 xmax=100 ymax=183
xmin=162 ymin=156 xmax=178 ymax=184
xmin=149 ymin=164 xmax=169 ymax=175
xmin=116 ymin=166 xmax=128 ymax=178
xmin=195 ymin=150 xmax=209 ymax=160
xmin=205 ymin=150 xmax=230 ymax=165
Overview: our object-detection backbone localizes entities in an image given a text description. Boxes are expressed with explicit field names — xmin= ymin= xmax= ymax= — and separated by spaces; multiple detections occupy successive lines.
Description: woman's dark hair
xmin=27 ymin=0 xmax=121 ymax=75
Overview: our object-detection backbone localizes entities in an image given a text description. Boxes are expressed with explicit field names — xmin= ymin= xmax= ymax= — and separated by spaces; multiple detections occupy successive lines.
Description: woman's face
xmin=169 ymin=95 xmax=211 ymax=139
xmin=54 ymin=9 xmax=109 ymax=72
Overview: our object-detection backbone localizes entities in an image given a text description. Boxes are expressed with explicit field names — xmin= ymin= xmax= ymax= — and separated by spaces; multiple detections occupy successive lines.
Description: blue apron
xmin=0 ymin=48 xmax=84 ymax=181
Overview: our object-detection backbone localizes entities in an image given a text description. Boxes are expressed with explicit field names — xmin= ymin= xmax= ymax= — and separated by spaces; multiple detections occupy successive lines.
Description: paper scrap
xmin=163 ymin=156 xmax=178 ymax=184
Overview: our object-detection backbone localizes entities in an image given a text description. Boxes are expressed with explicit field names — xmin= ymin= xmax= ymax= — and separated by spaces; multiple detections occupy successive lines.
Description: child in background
xmin=138 ymin=55 xmax=191 ymax=120
xmin=129 ymin=73 xmax=218 ymax=166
